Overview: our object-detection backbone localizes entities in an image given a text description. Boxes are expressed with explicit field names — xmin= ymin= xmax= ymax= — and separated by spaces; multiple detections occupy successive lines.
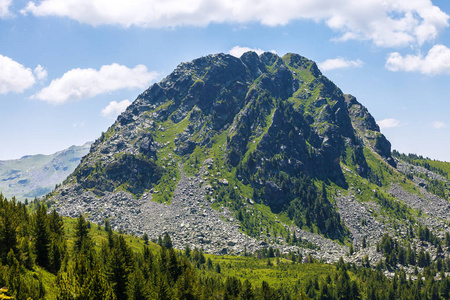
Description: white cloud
xmin=432 ymin=121 xmax=446 ymax=129
xmin=0 ymin=0 xmax=12 ymax=18
xmin=34 ymin=64 xmax=48 ymax=81
xmin=0 ymin=55 xmax=36 ymax=94
xmin=20 ymin=0 xmax=448 ymax=48
xmin=229 ymin=46 xmax=266 ymax=58
xmin=101 ymin=99 xmax=131 ymax=118
xmin=386 ymin=44 xmax=450 ymax=75
xmin=33 ymin=63 xmax=158 ymax=104
xmin=377 ymin=118 xmax=401 ymax=130
xmin=318 ymin=58 xmax=363 ymax=71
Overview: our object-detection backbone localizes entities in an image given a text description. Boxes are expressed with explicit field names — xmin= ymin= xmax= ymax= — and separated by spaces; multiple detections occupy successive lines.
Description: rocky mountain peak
xmin=51 ymin=51 xmax=401 ymax=257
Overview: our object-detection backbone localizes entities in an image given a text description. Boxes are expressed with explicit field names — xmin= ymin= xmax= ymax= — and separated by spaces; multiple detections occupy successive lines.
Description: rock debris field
xmin=54 ymin=161 xmax=350 ymax=261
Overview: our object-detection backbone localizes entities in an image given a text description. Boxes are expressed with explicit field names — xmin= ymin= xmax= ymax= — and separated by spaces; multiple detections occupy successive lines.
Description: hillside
xmin=48 ymin=52 xmax=450 ymax=270
xmin=0 ymin=142 xmax=92 ymax=201
xmin=1 ymin=195 xmax=449 ymax=300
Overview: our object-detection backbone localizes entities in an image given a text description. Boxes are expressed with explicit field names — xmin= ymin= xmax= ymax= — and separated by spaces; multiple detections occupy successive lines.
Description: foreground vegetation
xmin=2 ymin=194 xmax=450 ymax=299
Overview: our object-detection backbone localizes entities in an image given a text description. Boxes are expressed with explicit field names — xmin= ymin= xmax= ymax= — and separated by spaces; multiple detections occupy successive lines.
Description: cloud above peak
xmin=33 ymin=63 xmax=158 ymax=104
xmin=101 ymin=99 xmax=132 ymax=118
xmin=377 ymin=118 xmax=402 ymax=130
xmin=21 ymin=0 xmax=448 ymax=48
xmin=228 ymin=46 xmax=276 ymax=58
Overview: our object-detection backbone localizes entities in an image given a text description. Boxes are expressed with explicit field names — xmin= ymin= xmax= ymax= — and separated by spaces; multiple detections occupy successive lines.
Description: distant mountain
xmin=0 ymin=142 xmax=92 ymax=201
xmin=49 ymin=52 xmax=450 ymax=269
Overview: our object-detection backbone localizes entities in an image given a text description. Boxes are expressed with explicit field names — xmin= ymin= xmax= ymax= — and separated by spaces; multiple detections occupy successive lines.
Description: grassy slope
xmin=39 ymin=216 xmax=339 ymax=298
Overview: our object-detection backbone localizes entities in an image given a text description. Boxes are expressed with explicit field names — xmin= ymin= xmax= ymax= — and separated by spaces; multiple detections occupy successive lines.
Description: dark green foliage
xmin=5 ymin=194 xmax=450 ymax=300
xmin=417 ymin=224 xmax=441 ymax=246
xmin=104 ymin=219 xmax=111 ymax=232
xmin=162 ymin=233 xmax=173 ymax=249
xmin=393 ymin=151 xmax=450 ymax=199
xmin=0 ymin=195 xmax=67 ymax=299
xmin=108 ymin=236 xmax=133 ymax=299
xmin=74 ymin=214 xmax=92 ymax=254
xmin=143 ymin=233 xmax=149 ymax=245
xmin=34 ymin=203 xmax=51 ymax=268
xmin=0 ymin=197 xmax=20 ymax=263
xmin=393 ymin=151 xmax=450 ymax=180
xmin=74 ymin=153 xmax=163 ymax=197
xmin=373 ymin=192 xmax=410 ymax=220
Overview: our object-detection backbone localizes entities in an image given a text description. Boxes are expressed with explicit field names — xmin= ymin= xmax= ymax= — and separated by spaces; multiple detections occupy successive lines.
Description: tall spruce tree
xmin=34 ymin=204 xmax=50 ymax=268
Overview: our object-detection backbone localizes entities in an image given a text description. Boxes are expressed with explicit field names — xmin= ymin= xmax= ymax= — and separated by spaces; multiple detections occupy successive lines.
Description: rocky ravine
xmin=55 ymin=158 xmax=349 ymax=261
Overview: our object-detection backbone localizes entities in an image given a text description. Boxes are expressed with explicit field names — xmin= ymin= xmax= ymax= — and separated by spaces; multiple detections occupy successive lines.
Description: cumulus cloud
xmin=33 ymin=63 xmax=158 ymax=104
xmin=0 ymin=0 xmax=12 ymax=18
xmin=318 ymin=58 xmax=363 ymax=71
xmin=229 ymin=46 xmax=266 ymax=57
xmin=386 ymin=44 xmax=450 ymax=75
xmin=101 ymin=99 xmax=132 ymax=118
xmin=34 ymin=65 xmax=48 ymax=81
xmin=20 ymin=0 xmax=448 ymax=47
xmin=377 ymin=118 xmax=401 ymax=130
xmin=0 ymin=55 xmax=36 ymax=94
xmin=432 ymin=121 xmax=446 ymax=129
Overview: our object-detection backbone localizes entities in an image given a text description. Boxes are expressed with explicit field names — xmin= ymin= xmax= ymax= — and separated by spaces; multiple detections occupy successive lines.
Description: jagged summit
xmin=50 ymin=51 xmax=415 ymax=259
xmin=70 ymin=52 xmax=393 ymax=193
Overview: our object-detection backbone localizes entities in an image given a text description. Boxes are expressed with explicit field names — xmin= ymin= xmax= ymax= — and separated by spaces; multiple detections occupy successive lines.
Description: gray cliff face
xmin=345 ymin=94 xmax=396 ymax=167
xmin=50 ymin=52 xmax=444 ymax=266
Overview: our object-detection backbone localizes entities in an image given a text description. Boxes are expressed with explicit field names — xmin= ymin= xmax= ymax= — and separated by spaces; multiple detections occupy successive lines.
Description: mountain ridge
xmin=0 ymin=142 xmax=92 ymax=200
xmin=48 ymin=52 xmax=450 ymax=268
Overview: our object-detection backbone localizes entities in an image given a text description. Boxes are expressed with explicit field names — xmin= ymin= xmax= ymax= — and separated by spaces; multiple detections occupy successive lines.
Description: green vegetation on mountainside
xmin=393 ymin=151 xmax=450 ymax=180
xmin=60 ymin=52 xmax=408 ymax=248
xmin=393 ymin=150 xmax=450 ymax=200
xmin=2 ymin=194 xmax=450 ymax=299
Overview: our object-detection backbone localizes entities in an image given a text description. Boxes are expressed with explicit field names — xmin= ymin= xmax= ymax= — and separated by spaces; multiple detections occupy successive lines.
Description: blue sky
xmin=1 ymin=0 xmax=450 ymax=161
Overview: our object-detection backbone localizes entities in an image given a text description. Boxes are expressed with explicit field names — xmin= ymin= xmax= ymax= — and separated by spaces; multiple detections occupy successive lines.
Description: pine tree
xmin=241 ymin=279 xmax=254 ymax=300
xmin=85 ymin=268 xmax=116 ymax=300
xmin=19 ymin=237 xmax=34 ymax=269
xmin=143 ymin=233 xmax=149 ymax=245
xmin=127 ymin=269 xmax=148 ymax=300
xmin=49 ymin=209 xmax=64 ymax=236
xmin=0 ymin=197 xmax=18 ymax=263
xmin=162 ymin=233 xmax=173 ymax=249
xmin=74 ymin=214 xmax=91 ymax=254
xmin=108 ymin=235 xmax=133 ymax=299
xmin=156 ymin=275 xmax=171 ymax=300
xmin=34 ymin=204 xmax=51 ymax=268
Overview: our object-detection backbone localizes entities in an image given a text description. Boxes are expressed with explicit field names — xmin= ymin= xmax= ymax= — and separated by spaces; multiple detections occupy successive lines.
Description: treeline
xmin=3 ymin=193 xmax=450 ymax=299
xmin=0 ymin=195 xmax=65 ymax=299
xmin=51 ymin=216 xmax=283 ymax=299
xmin=235 ymin=151 xmax=347 ymax=241
xmin=376 ymin=232 xmax=450 ymax=274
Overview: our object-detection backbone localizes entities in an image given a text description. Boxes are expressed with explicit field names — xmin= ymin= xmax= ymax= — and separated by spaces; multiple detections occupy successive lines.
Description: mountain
xmin=0 ymin=142 xmax=92 ymax=200
xmin=50 ymin=52 xmax=450 ymax=266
